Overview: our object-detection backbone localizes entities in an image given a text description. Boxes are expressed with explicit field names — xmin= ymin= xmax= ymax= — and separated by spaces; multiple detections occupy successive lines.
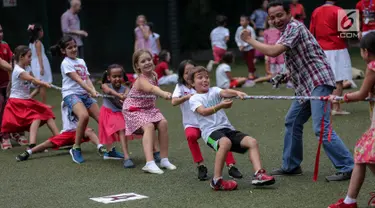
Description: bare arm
xmin=346 ymin=69 xmax=375 ymax=101
xmin=225 ymin=72 xmax=233 ymax=81
xmin=19 ymin=72 xmax=50 ymax=88
xmin=241 ymin=32 xmax=288 ymax=57
xmin=61 ymin=14 xmax=87 ymax=36
xmin=0 ymin=58 xmax=12 ymax=72
xmin=30 ymin=88 xmax=40 ymax=98
xmin=102 ymin=83 xmax=124 ymax=99
xmin=195 ymin=102 xmax=226 ymax=116
xmin=171 ymin=94 xmax=192 ymax=106
xmin=67 ymin=72 xmax=96 ymax=95
xmin=141 ymin=26 xmax=150 ymax=40
xmin=35 ymin=41 xmax=44 ymax=75
xmin=156 ymin=39 xmax=162 ymax=52
xmin=135 ymin=76 xmax=170 ymax=99
xmin=220 ymin=88 xmax=246 ymax=98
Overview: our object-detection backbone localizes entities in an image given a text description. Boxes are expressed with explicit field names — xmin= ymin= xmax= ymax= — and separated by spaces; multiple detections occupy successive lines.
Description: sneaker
xmin=331 ymin=110 xmax=351 ymax=116
xmin=16 ymin=151 xmax=30 ymax=162
xmin=160 ymin=159 xmax=177 ymax=170
xmin=270 ymin=167 xmax=303 ymax=176
xmin=70 ymin=148 xmax=84 ymax=164
xmin=1 ymin=139 xmax=12 ymax=150
xmin=252 ymin=169 xmax=276 ymax=186
xmin=368 ymin=192 xmax=375 ymax=207
xmin=153 ymin=151 xmax=161 ymax=163
xmin=228 ymin=166 xmax=243 ymax=179
xmin=197 ymin=165 xmax=209 ymax=181
xmin=206 ymin=60 xmax=215 ymax=72
xmin=123 ymin=159 xmax=135 ymax=168
xmin=210 ymin=178 xmax=238 ymax=191
xmin=17 ymin=135 xmax=29 ymax=146
xmin=328 ymin=199 xmax=358 ymax=208
xmin=243 ymin=80 xmax=256 ymax=88
xmin=97 ymin=146 xmax=107 ymax=156
xmin=103 ymin=148 xmax=124 ymax=160
xmin=142 ymin=163 xmax=164 ymax=174
xmin=325 ymin=172 xmax=352 ymax=182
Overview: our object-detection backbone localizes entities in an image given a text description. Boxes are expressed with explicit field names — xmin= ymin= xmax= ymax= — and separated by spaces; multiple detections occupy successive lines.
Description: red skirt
xmin=49 ymin=130 xmax=90 ymax=150
xmin=1 ymin=98 xmax=55 ymax=133
xmin=99 ymin=106 xmax=126 ymax=145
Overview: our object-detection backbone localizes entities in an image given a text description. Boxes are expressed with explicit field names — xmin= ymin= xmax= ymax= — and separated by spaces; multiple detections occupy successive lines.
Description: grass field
xmin=1 ymin=49 xmax=375 ymax=208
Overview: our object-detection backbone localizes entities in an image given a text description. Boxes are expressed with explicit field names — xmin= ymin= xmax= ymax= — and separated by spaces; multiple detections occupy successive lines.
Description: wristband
xmin=343 ymin=93 xmax=350 ymax=103
xmin=212 ymin=107 xmax=216 ymax=113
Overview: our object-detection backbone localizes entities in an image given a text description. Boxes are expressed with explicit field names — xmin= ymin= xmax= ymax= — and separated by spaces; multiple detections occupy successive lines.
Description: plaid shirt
xmin=276 ymin=19 xmax=336 ymax=99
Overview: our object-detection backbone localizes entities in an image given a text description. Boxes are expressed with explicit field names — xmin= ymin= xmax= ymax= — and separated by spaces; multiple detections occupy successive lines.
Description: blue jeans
xmin=282 ymin=85 xmax=354 ymax=173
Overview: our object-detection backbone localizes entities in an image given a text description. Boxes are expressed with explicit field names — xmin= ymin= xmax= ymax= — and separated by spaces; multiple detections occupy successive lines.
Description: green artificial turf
xmin=1 ymin=49 xmax=374 ymax=208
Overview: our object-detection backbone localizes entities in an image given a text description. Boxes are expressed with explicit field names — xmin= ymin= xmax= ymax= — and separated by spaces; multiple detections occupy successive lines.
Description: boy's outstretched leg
xmin=16 ymin=140 xmax=55 ymax=161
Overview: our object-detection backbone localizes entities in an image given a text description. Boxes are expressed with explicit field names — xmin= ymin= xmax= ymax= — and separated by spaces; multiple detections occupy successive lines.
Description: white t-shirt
xmin=150 ymin=33 xmax=160 ymax=55
xmin=216 ymin=63 xmax=231 ymax=89
xmin=10 ymin=65 xmax=32 ymax=99
xmin=235 ymin=25 xmax=256 ymax=51
xmin=61 ymin=57 xmax=90 ymax=98
xmin=60 ymin=101 xmax=77 ymax=133
xmin=210 ymin=26 xmax=230 ymax=50
xmin=172 ymin=84 xmax=199 ymax=129
xmin=189 ymin=87 xmax=234 ymax=143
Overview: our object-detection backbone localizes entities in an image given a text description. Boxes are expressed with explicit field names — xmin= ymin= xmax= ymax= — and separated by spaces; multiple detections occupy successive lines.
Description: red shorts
xmin=48 ymin=130 xmax=90 ymax=150
xmin=229 ymin=80 xmax=239 ymax=88
xmin=213 ymin=46 xmax=226 ymax=63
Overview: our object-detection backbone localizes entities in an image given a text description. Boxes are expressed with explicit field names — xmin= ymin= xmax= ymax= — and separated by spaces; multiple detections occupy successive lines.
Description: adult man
xmin=241 ymin=1 xmax=354 ymax=181
xmin=356 ymin=0 xmax=375 ymax=39
xmin=310 ymin=0 xmax=353 ymax=115
xmin=61 ymin=0 xmax=88 ymax=58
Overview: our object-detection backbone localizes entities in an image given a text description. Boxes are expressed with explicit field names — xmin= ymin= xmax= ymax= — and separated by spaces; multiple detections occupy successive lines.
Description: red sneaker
xmin=328 ymin=199 xmax=358 ymax=208
xmin=369 ymin=192 xmax=375 ymax=207
xmin=252 ymin=169 xmax=275 ymax=186
xmin=210 ymin=178 xmax=238 ymax=191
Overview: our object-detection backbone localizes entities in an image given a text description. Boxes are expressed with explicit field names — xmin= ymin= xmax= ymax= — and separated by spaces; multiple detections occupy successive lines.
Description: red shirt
xmin=309 ymin=5 xmax=347 ymax=50
xmin=290 ymin=3 xmax=305 ymax=22
xmin=0 ymin=41 xmax=12 ymax=84
xmin=356 ymin=0 xmax=375 ymax=32
xmin=154 ymin=61 xmax=168 ymax=79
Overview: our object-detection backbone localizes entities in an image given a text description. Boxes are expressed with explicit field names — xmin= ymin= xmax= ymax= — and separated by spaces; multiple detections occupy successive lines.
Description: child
xmin=154 ymin=50 xmax=178 ymax=85
xmin=216 ymin=52 xmax=247 ymax=89
xmin=28 ymin=23 xmax=52 ymax=105
xmin=1 ymin=45 xmax=59 ymax=149
xmin=207 ymin=15 xmax=230 ymax=72
xmin=100 ymin=64 xmax=135 ymax=168
xmin=134 ymin=15 xmax=151 ymax=52
xmin=172 ymin=60 xmax=243 ymax=180
xmin=188 ymin=66 xmax=275 ymax=190
xmin=235 ymin=15 xmax=257 ymax=80
xmin=50 ymin=36 xmax=102 ymax=164
xmin=16 ymin=101 xmax=106 ymax=161
xmin=147 ymin=22 xmax=161 ymax=65
xmin=123 ymin=49 xmax=176 ymax=174
xmin=327 ymin=31 xmax=375 ymax=208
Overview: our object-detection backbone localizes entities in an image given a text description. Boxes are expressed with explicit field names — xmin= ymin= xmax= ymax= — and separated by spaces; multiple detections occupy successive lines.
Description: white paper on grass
xmin=90 ymin=193 xmax=148 ymax=204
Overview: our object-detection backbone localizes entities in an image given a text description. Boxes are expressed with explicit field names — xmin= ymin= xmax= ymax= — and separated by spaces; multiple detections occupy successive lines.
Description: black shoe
xmin=325 ymin=171 xmax=352 ymax=182
xmin=270 ymin=167 xmax=303 ymax=176
xmin=228 ymin=166 xmax=243 ymax=179
xmin=16 ymin=151 xmax=30 ymax=162
xmin=197 ymin=165 xmax=209 ymax=181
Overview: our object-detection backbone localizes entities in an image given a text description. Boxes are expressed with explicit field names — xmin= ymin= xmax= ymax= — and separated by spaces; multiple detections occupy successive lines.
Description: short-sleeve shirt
xmin=0 ymin=41 xmax=12 ymax=85
xmin=276 ymin=19 xmax=336 ymax=98
xmin=189 ymin=87 xmax=234 ymax=143
xmin=155 ymin=61 xmax=168 ymax=79
xmin=356 ymin=0 xmax=375 ymax=32
xmin=290 ymin=3 xmax=305 ymax=23
xmin=150 ymin=33 xmax=160 ymax=55
xmin=10 ymin=65 xmax=32 ymax=99
xmin=216 ymin=63 xmax=231 ymax=89
xmin=172 ymin=84 xmax=199 ymax=129
xmin=61 ymin=10 xmax=83 ymax=46
xmin=250 ymin=9 xmax=268 ymax=29
xmin=61 ymin=57 xmax=90 ymax=98
xmin=102 ymin=84 xmax=127 ymax=112
xmin=210 ymin=26 xmax=230 ymax=50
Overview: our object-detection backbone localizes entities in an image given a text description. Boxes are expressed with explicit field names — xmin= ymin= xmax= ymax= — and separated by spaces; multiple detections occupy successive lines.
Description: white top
xmin=189 ymin=87 xmax=234 ymax=143
xmin=210 ymin=26 xmax=230 ymax=50
xmin=61 ymin=57 xmax=90 ymax=98
xmin=172 ymin=84 xmax=199 ymax=129
xmin=216 ymin=63 xmax=231 ymax=89
xmin=235 ymin=25 xmax=256 ymax=51
xmin=10 ymin=64 xmax=32 ymax=99
xmin=61 ymin=101 xmax=77 ymax=133
xmin=150 ymin=33 xmax=160 ymax=55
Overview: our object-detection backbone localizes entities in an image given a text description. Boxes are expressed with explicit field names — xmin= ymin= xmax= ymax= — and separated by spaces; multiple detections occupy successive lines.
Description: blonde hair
xmin=132 ymin=49 xmax=158 ymax=80
xmin=136 ymin=15 xmax=147 ymax=26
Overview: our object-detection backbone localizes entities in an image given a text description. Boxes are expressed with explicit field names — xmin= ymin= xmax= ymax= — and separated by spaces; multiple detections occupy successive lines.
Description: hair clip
xmin=27 ymin=24 xmax=35 ymax=31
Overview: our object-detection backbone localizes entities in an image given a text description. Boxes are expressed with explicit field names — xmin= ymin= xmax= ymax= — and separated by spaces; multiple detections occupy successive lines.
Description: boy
xmin=16 ymin=102 xmax=106 ymax=161
xmin=189 ymin=66 xmax=275 ymax=190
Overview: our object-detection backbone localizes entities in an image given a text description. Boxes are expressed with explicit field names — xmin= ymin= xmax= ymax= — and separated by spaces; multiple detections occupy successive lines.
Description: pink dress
xmin=264 ymin=28 xmax=284 ymax=65
xmin=354 ymin=61 xmax=375 ymax=164
xmin=122 ymin=74 xmax=164 ymax=136
xmin=135 ymin=26 xmax=151 ymax=51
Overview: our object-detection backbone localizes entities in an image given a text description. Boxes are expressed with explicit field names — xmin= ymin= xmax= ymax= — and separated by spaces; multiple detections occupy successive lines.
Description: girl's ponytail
xmin=50 ymin=44 xmax=61 ymax=57
xmin=101 ymin=70 xmax=109 ymax=85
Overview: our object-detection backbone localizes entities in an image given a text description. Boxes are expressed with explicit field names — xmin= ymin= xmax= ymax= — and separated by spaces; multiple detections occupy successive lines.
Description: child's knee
xmin=143 ymin=123 xmax=155 ymax=132
xmin=158 ymin=119 xmax=168 ymax=129
xmin=77 ymin=111 xmax=89 ymax=122
xmin=219 ymin=137 xmax=232 ymax=150
xmin=242 ymin=136 xmax=258 ymax=148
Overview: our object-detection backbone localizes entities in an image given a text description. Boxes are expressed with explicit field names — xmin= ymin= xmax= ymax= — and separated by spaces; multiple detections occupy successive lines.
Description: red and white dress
xmin=122 ymin=74 xmax=164 ymax=136
xmin=1 ymin=64 xmax=55 ymax=133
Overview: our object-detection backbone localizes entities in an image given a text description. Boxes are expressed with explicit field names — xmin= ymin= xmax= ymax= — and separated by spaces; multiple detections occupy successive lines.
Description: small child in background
xmin=147 ymin=22 xmax=161 ymax=65
xmin=134 ymin=15 xmax=151 ymax=52
xmin=207 ymin=15 xmax=230 ymax=72
xmin=172 ymin=60 xmax=243 ymax=180
xmin=16 ymin=101 xmax=106 ymax=161
xmin=216 ymin=52 xmax=248 ymax=89
xmin=100 ymin=64 xmax=135 ymax=168
xmin=154 ymin=50 xmax=178 ymax=85
xmin=235 ymin=15 xmax=257 ymax=80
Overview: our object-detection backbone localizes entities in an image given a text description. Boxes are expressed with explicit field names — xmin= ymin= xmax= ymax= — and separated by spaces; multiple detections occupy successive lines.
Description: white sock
xmin=27 ymin=149 xmax=32 ymax=155
xmin=213 ymin=177 xmax=222 ymax=184
xmin=146 ymin=160 xmax=156 ymax=166
xmin=160 ymin=158 xmax=172 ymax=166
xmin=97 ymin=144 xmax=103 ymax=150
xmin=344 ymin=196 xmax=356 ymax=204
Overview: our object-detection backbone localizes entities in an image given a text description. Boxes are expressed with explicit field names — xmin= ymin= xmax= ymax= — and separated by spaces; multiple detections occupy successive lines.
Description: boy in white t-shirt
xmin=189 ymin=66 xmax=275 ymax=191
xmin=207 ymin=15 xmax=230 ymax=72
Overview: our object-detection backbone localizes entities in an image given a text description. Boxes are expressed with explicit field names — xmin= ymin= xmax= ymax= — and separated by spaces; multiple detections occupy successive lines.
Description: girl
xmin=207 ymin=15 xmax=229 ymax=72
xmin=154 ymin=50 xmax=178 ymax=85
xmin=100 ymin=64 xmax=134 ymax=168
xmin=235 ymin=15 xmax=257 ymax=80
xmin=1 ymin=45 xmax=59 ymax=149
xmin=172 ymin=60 xmax=243 ymax=180
xmin=28 ymin=23 xmax=52 ymax=105
xmin=147 ymin=22 xmax=161 ymax=65
xmin=216 ymin=52 xmax=248 ymax=89
xmin=123 ymin=49 xmax=176 ymax=174
xmin=327 ymin=32 xmax=375 ymax=208
xmin=50 ymin=36 xmax=100 ymax=164
xmin=134 ymin=15 xmax=151 ymax=52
